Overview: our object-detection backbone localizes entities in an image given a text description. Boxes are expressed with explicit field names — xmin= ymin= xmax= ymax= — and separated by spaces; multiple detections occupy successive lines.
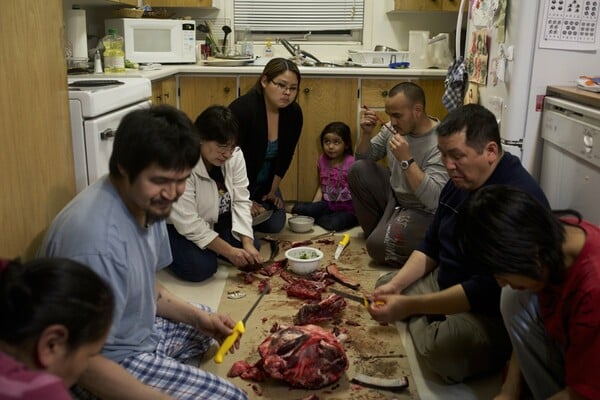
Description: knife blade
xmin=334 ymin=234 xmax=350 ymax=260
xmin=329 ymin=287 xmax=384 ymax=308
xmin=329 ymin=287 xmax=370 ymax=308
xmin=214 ymin=286 xmax=268 ymax=363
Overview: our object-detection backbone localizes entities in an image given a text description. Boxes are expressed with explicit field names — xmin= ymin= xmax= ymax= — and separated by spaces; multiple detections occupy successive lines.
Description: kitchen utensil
xmin=351 ymin=373 xmax=409 ymax=392
xmin=329 ymin=287 xmax=385 ymax=308
xmin=374 ymin=45 xmax=398 ymax=52
xmin=310 ymin=230 xmax=335 ymax=240
xmin=214 ymin=286 xmax=268 ymax=363
xmin=221 ymin=25 xmax=232 ymax=54
xmin=334 ymin=234 xmax=350 ymax=260
xmin=252 ymin=209 xmax=274 ymax=226
xmin=329 ymin=287 xmax=371 ymax=307
xmin=362 ymin=105 xmax=396 ymax=135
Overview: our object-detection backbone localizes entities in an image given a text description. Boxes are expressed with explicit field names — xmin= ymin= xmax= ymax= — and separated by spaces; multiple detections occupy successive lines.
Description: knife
xmin=329 ymin=287 xmax=384 ymax=308
xmin=214 ymin=286 xmax=268 ymax=363
xmin=334 ymin=234 xmax=350 ymax=260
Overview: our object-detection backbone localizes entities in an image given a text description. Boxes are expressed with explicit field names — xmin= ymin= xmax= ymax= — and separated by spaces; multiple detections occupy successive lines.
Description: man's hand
xmin=225 ymin=247 xmax=258 ymax=267
xmin=368 ymin=294 xmax=416 ymax=323
xmin=360 ymin=108 xmax=379 ymax=136
xmin=195 ymin=312 xmax=240 ymax=353
xmin=389 ymin=133 xmax=411 ymax=162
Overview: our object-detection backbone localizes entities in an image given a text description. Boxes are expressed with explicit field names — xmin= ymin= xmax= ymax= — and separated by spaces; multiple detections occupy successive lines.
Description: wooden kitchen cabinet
xmin=1 ymin=0 xmax=74 ymax=259
xmin=360 ymin=78 xmax=447 ymax=122
xmin=145 ymin=0 xmax=212 ymax=7
xmin=151 ymin=76 xmax=177 ymax=107
xmin=393 ymin=0 xmax=465 ymax=12
xmin=108 ymin=0 xmax=137 ymax=5
xmin=179 ymin=75 xmax=237 ymax=121
xmin=294 ymin=77 xmax=359 ymax=202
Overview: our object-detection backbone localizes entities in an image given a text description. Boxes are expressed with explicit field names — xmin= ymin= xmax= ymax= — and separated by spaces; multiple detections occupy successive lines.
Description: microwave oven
xmin=105 ymin=18 xmax=196 ymax=64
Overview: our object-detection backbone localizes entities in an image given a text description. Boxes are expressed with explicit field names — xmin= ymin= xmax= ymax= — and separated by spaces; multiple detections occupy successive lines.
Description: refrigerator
xmin=461 ymin=0 xmax=600 ymax=178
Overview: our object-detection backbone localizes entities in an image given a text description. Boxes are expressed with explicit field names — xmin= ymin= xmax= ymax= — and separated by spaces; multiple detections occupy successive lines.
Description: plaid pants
xmin=73 ymin=304 xmax=247 ymax=400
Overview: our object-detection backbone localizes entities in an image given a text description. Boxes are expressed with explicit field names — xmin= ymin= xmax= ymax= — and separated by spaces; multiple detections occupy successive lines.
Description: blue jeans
xmin=291 ymin=201 xmax=358 ymax=232
xmin=167 ymin=224 xmax=260 ymax=282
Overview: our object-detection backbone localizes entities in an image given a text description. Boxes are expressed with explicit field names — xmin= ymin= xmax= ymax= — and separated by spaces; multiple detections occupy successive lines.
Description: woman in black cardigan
xmin=229 ymin=58 xmax=303 ymax=233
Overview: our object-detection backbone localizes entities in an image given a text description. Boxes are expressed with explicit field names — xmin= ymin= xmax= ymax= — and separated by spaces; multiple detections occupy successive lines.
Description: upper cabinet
xmin=393 ymin=0 xmax=465 ymax=12
xmin=145 ymin=0 xmax=212 ymax=7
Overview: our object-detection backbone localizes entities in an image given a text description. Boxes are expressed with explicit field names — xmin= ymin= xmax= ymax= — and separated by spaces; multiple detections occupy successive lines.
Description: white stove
xmin=68 ymin=76 xmax=151 ymax=192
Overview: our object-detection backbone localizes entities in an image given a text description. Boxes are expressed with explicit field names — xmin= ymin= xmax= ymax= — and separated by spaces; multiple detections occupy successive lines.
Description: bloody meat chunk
xmin=325 ymin=263 xmax=360 ymax=290
xmin=227 ymin=360 xmax=265 ymax=381
xmin=294 ymin=294 xmax=347 ymax=325
xmin=258 ymin=324 xmax=348 ymax=389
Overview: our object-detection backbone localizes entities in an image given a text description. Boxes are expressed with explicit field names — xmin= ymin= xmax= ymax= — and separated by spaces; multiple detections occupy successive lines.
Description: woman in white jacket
xmin=167 ymin=105 xmax=263 ymax=281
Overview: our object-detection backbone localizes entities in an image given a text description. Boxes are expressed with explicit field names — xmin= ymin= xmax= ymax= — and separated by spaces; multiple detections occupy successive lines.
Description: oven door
xmin=80 ymin=100 xmax=151 ymax=192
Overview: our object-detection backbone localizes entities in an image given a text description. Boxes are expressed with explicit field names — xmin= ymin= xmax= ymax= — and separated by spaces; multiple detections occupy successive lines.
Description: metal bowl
xmin=374 ymin=45 xmax=398 ymax=52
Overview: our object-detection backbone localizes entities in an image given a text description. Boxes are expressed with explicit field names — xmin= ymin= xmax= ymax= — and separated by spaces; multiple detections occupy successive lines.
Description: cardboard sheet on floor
xmin=200 ymin=234 xmax=418 ymax=399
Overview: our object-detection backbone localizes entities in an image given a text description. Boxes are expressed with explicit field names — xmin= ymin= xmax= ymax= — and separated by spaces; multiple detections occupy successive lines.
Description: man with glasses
xmin=349 ymin=81 xmax=448 ymax=267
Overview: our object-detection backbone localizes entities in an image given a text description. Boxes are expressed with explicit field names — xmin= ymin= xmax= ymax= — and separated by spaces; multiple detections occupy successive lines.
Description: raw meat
xmin=259 ymin=324 xmax=349 ymax=389
xmin=326 ymin=263 xmax=360 ymax=290
xmin=227 ymin=360 xmax=265 ymax=381
xmin=294 ymin=294 xmax=347 ymax=325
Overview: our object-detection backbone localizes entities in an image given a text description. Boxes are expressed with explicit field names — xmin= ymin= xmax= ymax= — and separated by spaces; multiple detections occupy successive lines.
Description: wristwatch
xmin=400 ymin=158 xmax=415 ymax=170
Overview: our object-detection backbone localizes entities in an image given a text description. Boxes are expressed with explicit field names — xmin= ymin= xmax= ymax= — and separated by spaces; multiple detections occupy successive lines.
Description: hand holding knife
xmin=214 ymin=286 xmax=268 ymax=363
xmin=329 ymin=287 xmax=385 ymax=308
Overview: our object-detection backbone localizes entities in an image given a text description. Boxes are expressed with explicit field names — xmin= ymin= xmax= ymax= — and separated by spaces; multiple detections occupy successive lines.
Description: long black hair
xmin=0 ymin=258 xmax=114 ymax=351
xmin=456 ymin=185 xmax=581 ymax=285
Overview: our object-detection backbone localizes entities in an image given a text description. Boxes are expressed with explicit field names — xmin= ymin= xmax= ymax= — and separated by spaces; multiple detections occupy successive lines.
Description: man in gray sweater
xmin=349 ymin=82 xmax=448 ymax=266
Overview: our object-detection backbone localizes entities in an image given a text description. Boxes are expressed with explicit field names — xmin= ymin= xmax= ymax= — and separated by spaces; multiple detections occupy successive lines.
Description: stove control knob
xmin=583 ymin=130 xmax=593 ymax=153
xmin=100 ymin=129 xmax=115 ymax=140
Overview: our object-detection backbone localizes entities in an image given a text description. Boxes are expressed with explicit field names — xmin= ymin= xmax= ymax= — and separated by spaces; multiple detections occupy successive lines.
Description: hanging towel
xmin=442 ymin=57 xmax=468 ymax=112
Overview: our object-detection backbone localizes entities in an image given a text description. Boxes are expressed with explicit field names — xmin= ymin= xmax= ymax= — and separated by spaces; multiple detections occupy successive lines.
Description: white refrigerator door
xmin=82 ymin=101 xmax=151 ymax=190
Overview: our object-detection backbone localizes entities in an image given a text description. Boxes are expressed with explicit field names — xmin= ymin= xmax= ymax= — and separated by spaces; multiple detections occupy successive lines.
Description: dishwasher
xmin=540 ymin=96 xmax=600 ymax=225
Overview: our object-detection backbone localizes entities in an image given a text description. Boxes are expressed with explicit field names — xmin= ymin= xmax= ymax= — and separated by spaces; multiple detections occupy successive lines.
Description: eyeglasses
xmin=216 ymin=144 xmax=237 ymax=154
xmin=270 ymin=80 xmax=298 ymax=93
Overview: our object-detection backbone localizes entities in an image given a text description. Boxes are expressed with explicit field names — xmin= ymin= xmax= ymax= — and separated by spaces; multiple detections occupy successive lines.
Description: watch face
xmin=401 ymin=158 xmax=414 ymax=170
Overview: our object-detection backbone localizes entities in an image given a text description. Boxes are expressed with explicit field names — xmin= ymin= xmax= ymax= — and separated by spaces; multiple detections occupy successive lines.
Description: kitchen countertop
xmin=82 ymin=64 xmax=447 ymax=81
xmin=546 ymin=85 xmax=600 ymax=109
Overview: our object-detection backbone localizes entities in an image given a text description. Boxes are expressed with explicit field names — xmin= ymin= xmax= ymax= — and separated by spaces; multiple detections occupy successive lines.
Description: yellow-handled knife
xmin=334 ymin=234 xmax=350 ymax=260
xmin=214 ymin=287 xmax=268 ymax=363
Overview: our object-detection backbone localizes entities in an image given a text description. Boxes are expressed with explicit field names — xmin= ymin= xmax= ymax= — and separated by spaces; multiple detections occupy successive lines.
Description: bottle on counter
xmin=93 ymin=49 xmax=103 ymax=74
xmin=102 ymin=28 xmax=125 ymax=73
xmin=240 ymin=27 xmax=253 ymax=58
xmin=263 ymin=38 xmax=273 ymax=58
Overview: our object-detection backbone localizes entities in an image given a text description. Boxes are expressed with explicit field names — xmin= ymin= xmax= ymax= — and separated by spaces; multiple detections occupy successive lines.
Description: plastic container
xmin=263 ymin=38 xmax=273 ymax=58
xmin=288 ymin=216 xmax=315 ymax=233
xmin=240 ymin=27 xmax=254 ymax=58
xmin=285 ymin=247 xmax=324 ymax=275
xmin=408 ymin=30 xmax=430 ymax=69
xmin=94 ymin=49 xmax=103 ymax=74
xmin=102 ymin=28 xmax=125 ymax=73
xmin=348 ymin=50 xmax=409 ymax=66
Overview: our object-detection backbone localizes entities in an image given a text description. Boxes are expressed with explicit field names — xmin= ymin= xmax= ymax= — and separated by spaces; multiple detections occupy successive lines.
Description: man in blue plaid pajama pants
xmin=39 ymin=105 xmax=247 ymax=399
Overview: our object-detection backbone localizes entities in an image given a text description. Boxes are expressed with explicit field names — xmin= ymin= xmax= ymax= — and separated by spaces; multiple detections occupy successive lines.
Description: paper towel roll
xmin=66 ymin=9 xmax=88 ymax=60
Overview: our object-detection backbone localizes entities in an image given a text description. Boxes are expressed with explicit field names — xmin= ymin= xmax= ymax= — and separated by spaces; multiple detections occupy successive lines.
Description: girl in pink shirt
xmin=291 ymin=121 xmax=358 ymax=231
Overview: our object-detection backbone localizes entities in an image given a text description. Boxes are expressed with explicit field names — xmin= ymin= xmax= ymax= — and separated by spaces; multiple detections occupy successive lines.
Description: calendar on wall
xmin=540 ymin=0 xmax=600 ymax=50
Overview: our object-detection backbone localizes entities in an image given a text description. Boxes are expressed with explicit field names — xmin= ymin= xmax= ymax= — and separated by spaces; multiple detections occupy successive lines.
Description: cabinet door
xmin=145 ymin=0 xmax=211 ymax=7
xmin=239 ymin=75 xmax=259 ymax=97
xmin=361 ymin=78 xmax=447 ymax=122
xmin=179 ymin=75 xmax=237 ymax=121
xmin=394 ymin=0 xmax=442 ymax=11
xmin=443 ymin=0 xmax=466 ymax=11
xmin=151 ymin=77 xmax=177 ymax=107
xmin=109 ymin=0 xmax=137 ymax=5
xmin=293 ymin=77 xmax=359 ymax=202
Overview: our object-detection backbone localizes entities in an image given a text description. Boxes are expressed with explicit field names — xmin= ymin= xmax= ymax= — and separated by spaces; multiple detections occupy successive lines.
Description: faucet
xmin=276 ymin=37 xmax=321 ymax=65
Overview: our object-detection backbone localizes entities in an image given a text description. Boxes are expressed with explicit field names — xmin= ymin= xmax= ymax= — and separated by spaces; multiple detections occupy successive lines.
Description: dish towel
xmin=442 ymin=57 xmax=468 ymax=112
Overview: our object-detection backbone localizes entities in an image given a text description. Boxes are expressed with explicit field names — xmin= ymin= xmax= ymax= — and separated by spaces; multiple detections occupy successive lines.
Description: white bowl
xmin=288 ymin=216 xmax=315 ymax=233
xmin=285 ymin=246 xmax=324 ymax=275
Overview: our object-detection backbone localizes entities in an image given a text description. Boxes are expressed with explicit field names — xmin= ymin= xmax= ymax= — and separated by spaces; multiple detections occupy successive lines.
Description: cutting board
xmin=200 ymin=234 xmax=419 ymax=399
